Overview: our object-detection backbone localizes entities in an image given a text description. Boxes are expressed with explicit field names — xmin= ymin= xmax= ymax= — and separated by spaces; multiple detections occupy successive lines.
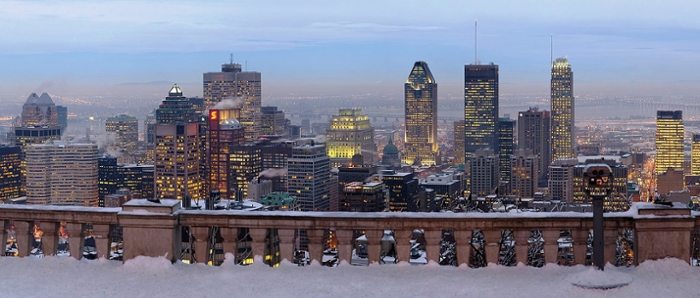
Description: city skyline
xmin=0 ymin=1 xmax=699 ymax=98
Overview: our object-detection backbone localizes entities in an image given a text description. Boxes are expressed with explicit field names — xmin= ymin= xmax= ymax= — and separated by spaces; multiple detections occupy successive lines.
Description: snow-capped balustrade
xmin=0 ymin=201 xmax=697 ymax=267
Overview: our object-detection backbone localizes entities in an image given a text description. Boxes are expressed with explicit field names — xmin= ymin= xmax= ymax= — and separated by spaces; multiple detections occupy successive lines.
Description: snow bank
xmin=0 ymin=256 xmax=698 ymax=298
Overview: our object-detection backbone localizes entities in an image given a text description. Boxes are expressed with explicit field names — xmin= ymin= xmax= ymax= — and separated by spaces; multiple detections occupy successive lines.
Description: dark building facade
xmin=464 ymin=64 xmax=499 ymax=158
xmin=383 ymin=170 xmax=419 ymax=212
xmin=0 ymin=146 xmax=21 ymax=201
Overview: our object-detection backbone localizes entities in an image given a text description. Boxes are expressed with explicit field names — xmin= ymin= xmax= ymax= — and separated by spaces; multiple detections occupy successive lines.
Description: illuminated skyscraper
xmin=453 ymin=120 xmax=465 ymax=165
xmin=105 ymin=114 xmax=139 ymax=153
xmin=518 ymin=108 xmax=551 ymax=180
xmin=21 ymin=93 xmax=58 ymax=127
xmin=288 ymin=144 xmax=332 ymax=211
xmin=203 ymin=61 xmax=262 ymax=142
xmin=692 ymin=134 xmax=700 ymax=175
xmin=26 ymin=141 xmax=98 ymax=206
xmin=498 ymin=118 xmax=515 ymax=186
xmin=550 ymin=58 xmax=574 ymax=161
xmin=510 ymin=149 xmax=538 ymax=198
xmin=464 ymin=64 xmax=499 ymax=157
xmin=403 ymin=61 xmax=439 ymax=166
xmin=207 ymin=108 xmax=245 ymax=200
xmin=0 ymin=146 xmax=21 ymax=202
xmin=326 ymin=108 xmax=376 ymax=167
xmin=154 ymin=85 xmax=202 ymax=201
xmin=655 ymin=110 xmax=684 ymax=174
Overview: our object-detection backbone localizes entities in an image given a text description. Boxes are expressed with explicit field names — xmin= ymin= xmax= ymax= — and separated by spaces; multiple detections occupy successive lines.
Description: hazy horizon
xmin=1 ymin=1 xmax=699 ymax=100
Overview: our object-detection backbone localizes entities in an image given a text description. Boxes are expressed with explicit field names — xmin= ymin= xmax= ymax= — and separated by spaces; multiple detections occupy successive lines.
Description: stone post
xmin=191 ymin=226 xmax=210 ymax=265
xmin=336 ymin=229 xmax=354 ymax=264
xmin=249 ymin=228 xmax=268 ymax=262
xmin=220 ymin=227 xmax=238 ymax=262
xmin=92 ymin=224 xmax=111 ymax=260
xmin=483 ymin=229 xmax=501 ymax=265
xmin=14 ymin=221 xmax=30 ymax=257
xmin=277 ymin=229 xmax=295 ymax=263
xmin=604 ymin=228 xmax=618 ymax=267
xmin=572 ymin=229 xmax=589 ymax=265
xmin=0 ymin=220 xmax=4 ymax=250
xmin=454 ymin=230 xmax=471 ymax=266
xmin=306 ymin=229 xmax=325 ymax=264
xmin=365 ymin=230 xmax=383 ymax=264
xmin=66 ymin=223 xmax=84 ymax=260
xmin=423 ymin=230 xmax=442 ymax=264
xmin=513 ymin=229 xmax=530 ymax=266
xmin=542 ymin=229 xmax=560 ymax=265
xmin=39 ymin=222 xmax=58 ymax=256
xmin=394 ymin=229 xmax=413 ymax=263
xmin=119 ymin=199 xmax=180 ymax=263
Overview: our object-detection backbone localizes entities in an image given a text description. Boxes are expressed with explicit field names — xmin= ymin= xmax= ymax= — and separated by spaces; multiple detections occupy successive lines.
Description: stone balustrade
xmin=0 ymin=200 xmax=696 ymax=267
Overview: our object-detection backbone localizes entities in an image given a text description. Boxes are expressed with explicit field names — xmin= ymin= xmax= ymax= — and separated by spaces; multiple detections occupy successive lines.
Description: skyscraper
xmin=470 ymin=149 xmax=498 ymax=196
xmin=207 ymin=108 xmax=245 ymax=200
xmin=287 ymin=144 xmax=332 ymax=211
xmin=464 ymin=64 xmax=499 ymax=157
xmin=14 ymin=93 xmax=62 ymax=195
xmin=26 ymin=141 xmax=98 ymax=206
xmin=498 ymin=117 xmax=515 ymax=187
xmin=403 ymin=61 xmax=439 ymax=166
xmin=105 ymin=114 xmax=139 ymax=153
xmin=518 ymin=107 xmax=551 ymax=181
xmin=510 ymin=149 xmax=539 ymax=198
xmin=550 ymin=58 xmax=574 ymax=161
xmin=155 ymin=85 xmax=197 ymax=125
xmin=154 ymin=85 xmax=202 ymax=201
xmin=692 ymin=134 xmax=700 ymax=176
xmin=548 ymin=158 xmax=577 ymax=201
xmin=453 ymin=120 xmax=465 ymax=165
xmin=260 ymin=106 xmax=286 ymax=136
xmin=0 ymin=146 xmax=21 ymax=202
xmin=56 ymin=105 xmax=67 ymax=135
xmin=203 ymin=61 xmax=262 ymax=142
xmin=655 ymin=110 xmax=684 ymax=174
xmin=326 ymin=108 xmax=376 ymax=167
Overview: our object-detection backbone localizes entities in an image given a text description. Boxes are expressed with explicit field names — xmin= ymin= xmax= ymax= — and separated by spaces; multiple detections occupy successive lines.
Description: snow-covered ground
xmin=0 ymin=255 xmax=698 ymax=298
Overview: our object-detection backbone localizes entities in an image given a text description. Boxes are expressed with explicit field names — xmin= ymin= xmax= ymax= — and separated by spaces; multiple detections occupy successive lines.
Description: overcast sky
xmin=1 ymin=0 xmax=699 ymax=98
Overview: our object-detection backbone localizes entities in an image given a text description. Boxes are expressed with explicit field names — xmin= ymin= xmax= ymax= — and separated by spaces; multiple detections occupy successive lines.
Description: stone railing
xmin=0 ymin=200 xmax=696 ymax=267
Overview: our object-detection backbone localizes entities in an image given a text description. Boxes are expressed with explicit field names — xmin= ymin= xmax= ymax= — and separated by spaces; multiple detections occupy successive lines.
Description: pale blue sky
xmin=1 ymin=0 xmax=699 ymax=97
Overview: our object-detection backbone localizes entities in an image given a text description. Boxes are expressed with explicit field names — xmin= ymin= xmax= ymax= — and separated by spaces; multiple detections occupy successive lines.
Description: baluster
xmin=220 ymin=227 xmax=238 ymax=263
xmin=249 ymin=228 xmax=267 ymax=262
xmin=424 ymin=230 xmax=442 ymax=264
xmin=483 ymin=230 xmax=501 ymax=265
xmin=454 ymin=230 xmax=471 ymax=267
xmin=14 ymin=221 xmax=30 ymax=257
xmin=365 ymin=230 xmax=383 ymax=264
xmin=394 ymin=229 xmax=413 ymax=263
xmin=190 ymin=226 xmax=210 ymax=264
xmin=513 ymin=230 xmax=530 ymax=266
xmin=572 ymin=229 xmax=589 ymax=265
xmin=277 ymin=229 xmax=295 ymax=263
xmin=336 ymin=229 xmax=354 ymax=265
xmin=306 ymin=229 xmax=325 ymax=265
xmin=39 ymin=222 xmax=57 ymax=256
xmin=541 ymin=229 xmax=560 ymax=264
xmin=66 ymin=223 xmax=83 ymax=260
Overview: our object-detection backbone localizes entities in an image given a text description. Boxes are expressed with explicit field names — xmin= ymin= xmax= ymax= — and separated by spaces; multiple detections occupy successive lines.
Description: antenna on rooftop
xmin=245 ymin=60 xmax=248 ymax=71
xmin=550 ymin=34 xmax=553 ymax=66
xmin=230 ymin=53 xmax=233 ymax=64
xmin=474 ymin=19 xmax=478 ymax=65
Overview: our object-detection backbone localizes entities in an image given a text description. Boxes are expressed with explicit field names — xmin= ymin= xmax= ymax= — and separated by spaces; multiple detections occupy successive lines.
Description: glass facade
xmin=105 ymin=114 xmax=139 ymax=153
xmin=464 ymin=64 xmax=499 ymax=158
xmin=692 ymin=134 xmax=700 ymax=175
xmin=403 ymin=61 xmax=439 ymax=166
xmin=0 ymin=146 xmax=21 ymax=201
xmin=498 ymin=118 xmax=515 ymax=185
xmin=287 ymin=145 xmax=331 ymax=211
xmin=518 ymin=108 xmax=551 ymax=180
xmin=655 ymin=110 xmax=684 ymax=174
xmin=550 ymin=58 xmax=574 ymax=161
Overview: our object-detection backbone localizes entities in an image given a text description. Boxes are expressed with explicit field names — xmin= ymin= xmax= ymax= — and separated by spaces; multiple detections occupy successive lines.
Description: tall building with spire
xmin=464 ymin=64 xmax=499 ymax=158
xmin=550 ymin=58 xmax=574 ymax=161
xmin=203 ymin=61 xmax=262 ymax=142
xmin=656 ymin=110 xmax=684 ymax=174
xmin=403 ymin=61 xmax=439 ymax=166
xmin=326 ymin=108 xmax=376 ymax=167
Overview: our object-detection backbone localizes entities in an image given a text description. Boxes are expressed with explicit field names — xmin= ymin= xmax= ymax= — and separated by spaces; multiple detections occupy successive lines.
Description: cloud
xmin=307 ymin=22 xmax=447 ymax=33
